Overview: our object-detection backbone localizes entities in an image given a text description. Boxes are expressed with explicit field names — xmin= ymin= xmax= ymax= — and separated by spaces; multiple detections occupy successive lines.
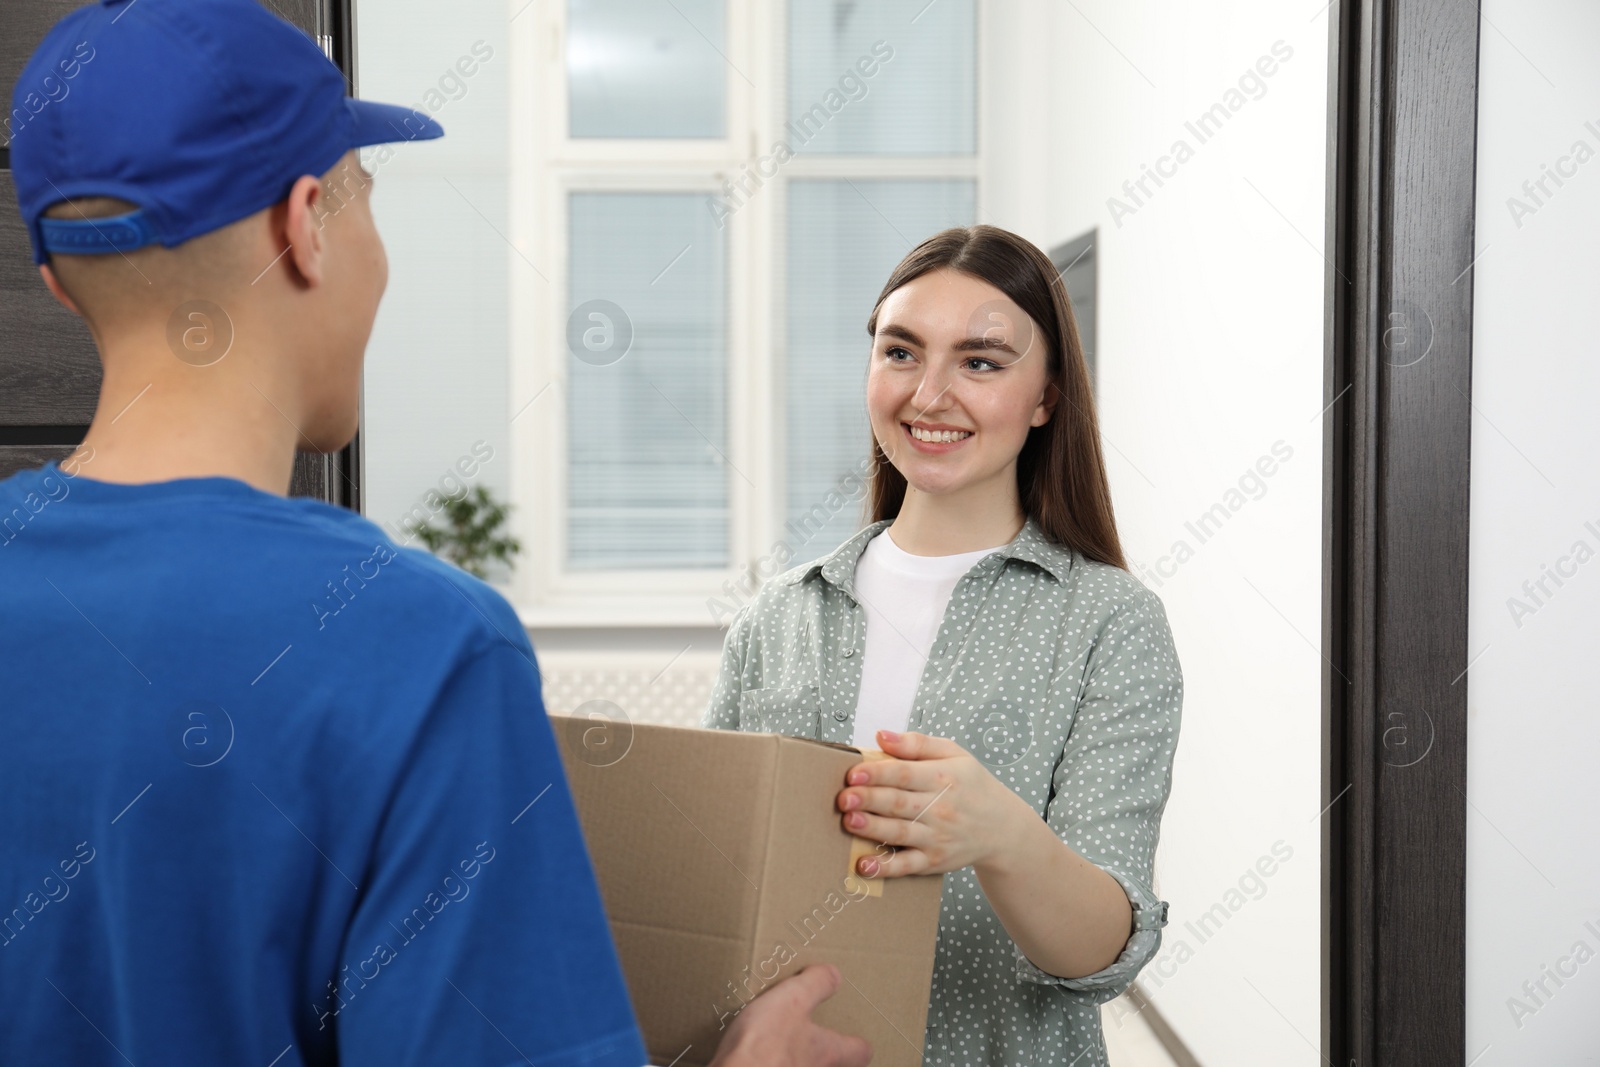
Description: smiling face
xmin=867 ymin=267 xmax=1056 ymax=502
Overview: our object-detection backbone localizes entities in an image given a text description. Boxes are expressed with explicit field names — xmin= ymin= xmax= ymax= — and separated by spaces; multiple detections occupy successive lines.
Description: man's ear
xmin=279 ymin=173 xmax=327 ymax=288
xmin=38 ymin=264 xmax=83 ymax=316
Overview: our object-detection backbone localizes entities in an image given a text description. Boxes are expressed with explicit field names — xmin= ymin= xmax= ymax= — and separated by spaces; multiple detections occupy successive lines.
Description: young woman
xmin=704 ymin=225 xmax=1182 ymax=1066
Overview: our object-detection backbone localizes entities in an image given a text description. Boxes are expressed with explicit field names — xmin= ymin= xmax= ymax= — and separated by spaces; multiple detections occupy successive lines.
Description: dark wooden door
xmin=0 ymin=0 xmax=359 ymax=509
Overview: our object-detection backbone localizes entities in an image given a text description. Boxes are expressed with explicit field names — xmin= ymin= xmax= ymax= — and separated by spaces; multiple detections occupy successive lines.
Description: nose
xmin=909 ymin=360 xmax=956 ymax=416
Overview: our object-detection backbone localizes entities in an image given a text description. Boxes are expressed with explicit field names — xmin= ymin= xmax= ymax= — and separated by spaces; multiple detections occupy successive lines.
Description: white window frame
xmin=508 ymin=0 xmax=981 ymax=627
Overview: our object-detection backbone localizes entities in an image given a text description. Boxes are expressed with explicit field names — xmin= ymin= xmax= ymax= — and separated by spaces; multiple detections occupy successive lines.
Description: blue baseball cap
xmin=10 ymin=0 xmax=444 ymax=265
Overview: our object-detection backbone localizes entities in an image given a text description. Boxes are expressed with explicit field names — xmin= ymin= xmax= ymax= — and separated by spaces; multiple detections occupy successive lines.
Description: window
xmin=786 ymin=0 xmax=976 ymax=156
xmin=567 ymin=0 xmax=726 ymax=138
xmin=514 ymin=0 xmax=979 ymax=622
xmin=566 ymin=192 xmax=729 ymax=569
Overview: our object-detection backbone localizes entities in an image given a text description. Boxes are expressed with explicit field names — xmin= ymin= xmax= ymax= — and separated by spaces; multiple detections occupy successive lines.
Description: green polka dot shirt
xmin=703 ymin=517 xmax=1183 ymax=1067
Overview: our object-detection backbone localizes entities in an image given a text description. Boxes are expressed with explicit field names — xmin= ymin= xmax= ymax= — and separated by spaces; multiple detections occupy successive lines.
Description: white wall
xmin=983 ymin=1 xmax=1328 ymax=1061
xmin=354 ymin=0 xmax=513 ymax=548
xmin=1466 ymin=1 xmax=1600 ymax=1061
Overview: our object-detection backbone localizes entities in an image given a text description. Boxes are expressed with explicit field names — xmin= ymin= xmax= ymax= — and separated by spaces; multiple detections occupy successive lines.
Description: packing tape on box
xmin=844 ymin=749 xmax=891 ymax=898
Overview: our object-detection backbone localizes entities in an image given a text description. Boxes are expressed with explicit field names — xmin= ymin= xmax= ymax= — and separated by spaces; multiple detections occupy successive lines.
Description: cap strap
xmin=39 ymin=210 xmax=158 ymax=256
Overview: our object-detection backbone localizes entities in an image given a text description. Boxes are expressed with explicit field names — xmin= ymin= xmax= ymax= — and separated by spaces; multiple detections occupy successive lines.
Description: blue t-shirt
xmin=0 ymin=460 xmax=647 ymax=1067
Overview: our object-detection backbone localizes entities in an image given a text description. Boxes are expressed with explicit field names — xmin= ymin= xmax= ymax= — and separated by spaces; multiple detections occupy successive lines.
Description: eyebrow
xmin=877 ymin=322 xmax=1020 ymax=356
xmin=877 ymin=323 xmax=924 ymax=346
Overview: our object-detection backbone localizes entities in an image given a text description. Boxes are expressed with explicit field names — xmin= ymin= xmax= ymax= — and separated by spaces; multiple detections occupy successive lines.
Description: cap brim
xmin=344 ymin=98 xmax=444 ymax=149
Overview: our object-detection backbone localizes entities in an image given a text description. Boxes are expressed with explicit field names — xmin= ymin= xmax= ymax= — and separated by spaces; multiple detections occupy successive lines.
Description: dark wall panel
xmin=2 ymin=0 xmax=102 ymax=425
xmin=1 ymin=0 xmax=358 ymax=509
xmin=0 ymin=0 xmax=87 ymax=116
xmin=258 ymin=0 xmax=322 ymax=36
xmin=0 ymin=443 xmax=80 ymax=481
xmin=0 ymin=172 xmax=100 ymax=424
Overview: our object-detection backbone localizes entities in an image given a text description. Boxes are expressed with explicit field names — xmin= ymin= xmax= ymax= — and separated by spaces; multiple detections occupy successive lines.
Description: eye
xmin=963 ymin=356 xmax=1003 ymax=372
xmin=884 ymin=345 xmax=916 ymax=363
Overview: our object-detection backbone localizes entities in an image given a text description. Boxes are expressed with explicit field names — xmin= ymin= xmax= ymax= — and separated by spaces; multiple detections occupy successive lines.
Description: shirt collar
xmin=784 ymin=515 xmax=1074 ymax=594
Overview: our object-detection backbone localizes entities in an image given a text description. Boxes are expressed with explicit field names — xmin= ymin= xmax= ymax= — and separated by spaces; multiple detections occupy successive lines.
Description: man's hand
xmin=708 ymin=964 xmax=872 ymax=1067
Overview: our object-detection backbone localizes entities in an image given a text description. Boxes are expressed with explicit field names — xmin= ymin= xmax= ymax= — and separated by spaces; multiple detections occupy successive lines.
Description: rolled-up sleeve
xmin=1016 ymin=587 xmax=1183 ymax=1002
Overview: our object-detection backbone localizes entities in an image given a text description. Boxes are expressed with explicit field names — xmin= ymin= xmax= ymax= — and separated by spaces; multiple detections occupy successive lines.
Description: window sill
xmin=513 ymin=598 xmax=729 ymax=630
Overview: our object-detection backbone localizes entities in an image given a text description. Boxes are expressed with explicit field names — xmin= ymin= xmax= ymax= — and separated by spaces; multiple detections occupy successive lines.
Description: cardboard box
xmin=551 ymin=716 xmax=945 ymax=1067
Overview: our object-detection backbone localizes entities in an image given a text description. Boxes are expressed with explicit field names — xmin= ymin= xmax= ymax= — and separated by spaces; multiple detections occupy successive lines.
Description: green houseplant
xmin=404 ymin=485 xmax=522 ymax=581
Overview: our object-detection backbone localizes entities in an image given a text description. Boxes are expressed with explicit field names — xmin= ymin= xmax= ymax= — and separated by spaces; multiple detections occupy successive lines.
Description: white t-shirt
xmin=849 ymin=529 xmax=1005 ymax=749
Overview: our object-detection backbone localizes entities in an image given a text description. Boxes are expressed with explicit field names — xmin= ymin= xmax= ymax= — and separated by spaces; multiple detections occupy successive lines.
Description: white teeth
xmin=908 ymin=425 xmax=972 ymax=443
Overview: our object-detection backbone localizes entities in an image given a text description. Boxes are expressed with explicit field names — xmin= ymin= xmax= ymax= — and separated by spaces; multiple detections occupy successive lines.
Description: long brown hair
xmin=864 ymin=224 xmax=1126 ymax=570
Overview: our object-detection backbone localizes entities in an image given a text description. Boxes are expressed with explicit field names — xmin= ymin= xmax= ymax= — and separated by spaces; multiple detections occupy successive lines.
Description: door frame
xmin=288 ymin=0 xmax=363 ymax=508
xmin=1321 ymin=0 xmax=1479 ymax=1062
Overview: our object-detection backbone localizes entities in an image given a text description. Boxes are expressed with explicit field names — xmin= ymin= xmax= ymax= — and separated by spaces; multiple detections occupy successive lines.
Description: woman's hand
xmin=839 ymin=728 xmax=1135 ymax=978
xmin=837 ymin=729 xmax=1037 ymax=878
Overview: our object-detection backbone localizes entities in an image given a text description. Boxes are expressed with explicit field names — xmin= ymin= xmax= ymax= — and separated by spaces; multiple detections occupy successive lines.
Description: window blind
xmin=786 ymin=0 xmax=976 ymax=157
xmin=567 ymin=191 xmax=729 ymax=569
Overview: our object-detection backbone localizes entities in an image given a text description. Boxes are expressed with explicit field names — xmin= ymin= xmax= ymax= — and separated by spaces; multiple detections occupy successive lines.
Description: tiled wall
xmin=538 ymin=650 xmax=722 ymax=729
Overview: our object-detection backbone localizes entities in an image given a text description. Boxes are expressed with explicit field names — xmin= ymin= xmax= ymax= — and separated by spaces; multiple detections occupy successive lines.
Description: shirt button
xmin=833 ymin=710 xmax=848 ymax=722
xmin=843 ymin=648 xmax=855 ymax=658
